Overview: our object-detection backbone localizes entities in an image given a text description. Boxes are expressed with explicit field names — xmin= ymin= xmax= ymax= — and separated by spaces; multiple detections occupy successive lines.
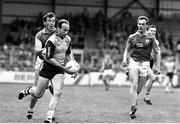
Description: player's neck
xmin=138 ymin=30 xmax=147 ymax=36
xmin=45 ymin=28 xmax=54 ymax=34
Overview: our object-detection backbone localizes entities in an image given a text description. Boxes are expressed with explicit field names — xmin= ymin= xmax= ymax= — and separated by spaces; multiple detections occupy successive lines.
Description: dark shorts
xmin=150 ymin=59 xmax=154 ymax=69
xmin=39 ymin=62 xmax=64 ymax=80
xmin=167 ymin=72 xmax=174 ymax=79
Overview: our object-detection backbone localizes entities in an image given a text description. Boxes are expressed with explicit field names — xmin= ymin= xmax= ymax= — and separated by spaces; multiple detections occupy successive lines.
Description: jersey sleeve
xmin=45 ymin=40 xmax=55 ymax=59
xmin=126 ymin=34 xmax=133 ymax=50
xmin=152 ymin=37 xmax=160 ymax=54
xmin=66 ymin=36 xmax=72 ymax=54
xmin=34 ymin=31 xmax=42 ymax=50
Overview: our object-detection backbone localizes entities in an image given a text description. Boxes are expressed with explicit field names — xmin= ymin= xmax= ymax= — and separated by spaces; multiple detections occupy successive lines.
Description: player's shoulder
xmin=128 ymin=33 xmax=137 ymax=39
xmin=47 ymin=34 xmax=56 ymax=44
xmin=35 ymin=29 xmax=44 ymax=37
xmin=154 ymin=39 xmax=159 ymax=45
xmin=147 ymin=34 xmax=155 ymax=40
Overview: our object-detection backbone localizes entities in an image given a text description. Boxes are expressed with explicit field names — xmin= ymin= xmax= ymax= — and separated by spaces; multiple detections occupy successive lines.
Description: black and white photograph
xmin=0 ymin=0 xmax=180 ymax=123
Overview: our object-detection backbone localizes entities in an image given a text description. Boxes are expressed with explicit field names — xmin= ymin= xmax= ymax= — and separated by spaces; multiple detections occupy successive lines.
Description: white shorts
xmin=102 ymin=69 xmax=115 ymax=77
xmin=128 ymin=58 xmax=155 ymax=79
xmin=34 ymin=56 xmax=44 ymax=70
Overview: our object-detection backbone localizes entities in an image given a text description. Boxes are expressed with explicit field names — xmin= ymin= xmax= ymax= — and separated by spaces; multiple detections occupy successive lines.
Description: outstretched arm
xmin=152 ymin=39 xmax=161 ymax=73
xmin=122 ymin=37 xmax=131 ymax=67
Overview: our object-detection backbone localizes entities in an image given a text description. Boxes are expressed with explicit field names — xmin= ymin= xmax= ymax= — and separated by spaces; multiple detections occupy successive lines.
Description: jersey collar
xmin=135 ymin=30 xmax=148 ymax=37
xmin=42 ymin=28 xmax=56 ymax=34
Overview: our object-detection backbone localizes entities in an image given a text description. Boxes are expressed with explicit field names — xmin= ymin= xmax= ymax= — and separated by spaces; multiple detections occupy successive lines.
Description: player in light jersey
xmin=99 ymin=54 xmax=116 ymax=91
xmin=143 ymin=25 xmax=161 ymax=105
xmin=164 ymin=55 xmax=175 ymax=93
xmin=122 ymin=16 xmax=160 ymax=119
xmin=18 ymin=19 xmax=77 ymax=123
xmin=24 ymin=12 xmax=56 ymax=120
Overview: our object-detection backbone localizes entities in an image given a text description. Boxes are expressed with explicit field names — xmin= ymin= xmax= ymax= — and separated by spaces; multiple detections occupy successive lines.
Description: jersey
xmin=34 ymin=28 xmax=55 ymax=70
xmin=104 ymin=59 xmax=113 ymax=70
xmin=35 ymin=28 xmax=55 ymax=48
xmin=46 ymin=34 xmax=71 ymax=66
xmin=128 ymin=31 xmax=159 ymax=62
xmin=164 ymin=61 xmax=175 ymax=73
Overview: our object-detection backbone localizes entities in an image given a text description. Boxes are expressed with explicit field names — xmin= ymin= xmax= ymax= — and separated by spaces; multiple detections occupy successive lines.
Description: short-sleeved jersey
xmin=128 ymin=31 xmax=159 ymax=62
xmin=165 ymin=61 xmax=175 ymax=73
xmin=104 ymin=59 xmax=113 ymax=70
xmin=46 ymin=34 xmax=71 ymax=65
xmin=35 ymin=28 xmax=55 ymax=48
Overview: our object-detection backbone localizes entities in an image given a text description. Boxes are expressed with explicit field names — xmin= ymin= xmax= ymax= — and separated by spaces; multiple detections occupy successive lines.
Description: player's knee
xmin=137 ymin=91 xmax=140 ymax=94
xmin=35 ymin=90 xmax=44 ymax=98
xmin=54 ymin=90 xmax=63 ymax=98
xmin=131 ymin=83 xmax=138 ymax=91
xmin=137 ymin=87 xmax=142 ymax=94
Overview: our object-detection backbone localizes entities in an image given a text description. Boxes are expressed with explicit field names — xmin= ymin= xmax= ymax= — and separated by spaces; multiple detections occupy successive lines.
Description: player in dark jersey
xmin=144 ymin=25 xmax=161 ymax=105
xmin=18 ymin=19 xmax=77 ymax=123
xmin=121 ymin=16 xmax=160 ymax=119
xmin=99 ymin=54 xmax=116 ymax=91
xmin=23 ymin=12 xmax=56 ymax=120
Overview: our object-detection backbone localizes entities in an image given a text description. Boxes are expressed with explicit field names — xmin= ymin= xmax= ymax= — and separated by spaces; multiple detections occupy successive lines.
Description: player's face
xmin=148 ymin=27 xmax=156 ymax=36
xmin=137 ymin=19 xmax=148 ymax=33
xmin=60 ymin=23 xmax=70 ymax=38
xmin=44 ymin=17 xmax=55 ymax=31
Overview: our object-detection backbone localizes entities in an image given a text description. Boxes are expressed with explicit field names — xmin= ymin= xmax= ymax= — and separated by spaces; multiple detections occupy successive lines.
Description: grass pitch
xmin=0 ymin=83 xmax=180 ymax=123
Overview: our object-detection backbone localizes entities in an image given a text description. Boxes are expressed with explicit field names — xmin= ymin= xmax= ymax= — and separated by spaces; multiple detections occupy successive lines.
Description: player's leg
xmin=26 ymin=59 xmax=43 ymax=119
xmin=166 ymin=73 xmax=173 ymax=93
xmin=26 ymin=68 xmax=39 ymax=119
xmin=169 ymin=73 xmax=174 ymax=92
xmin=44 ymin=73 xmax=64 ymax=123
xmin=18 ymin=75 xmax=49 ymax=100
xmin=48 ymin=80 xmax=54 ymax=95
xmin=165 ymin=73 xmax=171 ymax=93
xmin=144 ymin=69 xmax=156 ymax=104
xmin=137 ymin=76 xmax=147 ymax=94
xmin=102 ymin=76 xmax=110 ymax=91
xmin=128 ymin=66 xmax=139 ymax=119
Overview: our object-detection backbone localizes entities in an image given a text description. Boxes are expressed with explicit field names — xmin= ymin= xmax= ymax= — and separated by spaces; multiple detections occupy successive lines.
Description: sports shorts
xmin=167 ymin=72 xmax=174 ymax=79
xmin=102 ymin=69 xmax=115 ymax=77
xmin=39 ymin=61 xmax=64 ymax=80
xmin=128 ymin=57 xmax=154 ymax=77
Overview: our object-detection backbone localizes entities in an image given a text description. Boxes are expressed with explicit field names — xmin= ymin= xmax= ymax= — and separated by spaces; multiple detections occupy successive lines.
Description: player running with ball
xmin=18 ymin=19 xmax=78 ymax=123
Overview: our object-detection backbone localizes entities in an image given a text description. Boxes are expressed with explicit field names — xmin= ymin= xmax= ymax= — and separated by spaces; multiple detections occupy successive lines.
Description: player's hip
xmin=39 ymin=62 xmax=64 ymax=80
xmin=128 ymin=58 xmax=152 ymax=76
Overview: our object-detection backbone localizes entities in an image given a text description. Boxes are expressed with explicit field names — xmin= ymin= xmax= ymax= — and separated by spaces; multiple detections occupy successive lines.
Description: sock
xmin=29 ymin=87 xmax=36 ymax=96
xmin=28 ymin=108 xmax=33 ymax=112
xmin=145 ymin=92 xmax=150 ymax=100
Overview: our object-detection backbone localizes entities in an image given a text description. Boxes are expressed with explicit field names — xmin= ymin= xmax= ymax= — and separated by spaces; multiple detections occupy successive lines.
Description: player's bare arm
xmin=99 ymin=60 xmax=105 ymax=72
xmin=122 ymin=36 xmax=131 ymax=67
xmin=65 ymin=39 xmax=75 ymax=61
xmin=34 ymin=34 xmax=45 ymax=56
xmin=152 ymin=38 xmax=161 ymax=73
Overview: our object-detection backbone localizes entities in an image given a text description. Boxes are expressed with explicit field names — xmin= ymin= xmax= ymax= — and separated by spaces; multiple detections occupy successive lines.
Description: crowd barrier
xmin=0 ymin=71 xmax=178 ymax=87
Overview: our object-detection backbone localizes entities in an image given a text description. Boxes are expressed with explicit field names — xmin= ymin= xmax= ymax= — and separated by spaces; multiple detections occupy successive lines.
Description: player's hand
xmin=64 ymin=66 xmax=75 ymax=75
xmin=121 ymin=61 xmax=128 ymax=68
xmin=153 ymin=64 xmax=160 ymax=75
xmin=71 ymin=72 xmax=79 ymax=79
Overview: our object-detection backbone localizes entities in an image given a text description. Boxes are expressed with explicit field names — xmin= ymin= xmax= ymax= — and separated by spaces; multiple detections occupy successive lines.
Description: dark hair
xmin=137 ymin=16 xmax=149 ymax=25
xmin=57 ymin=19 xmax=69 ymax=29
xmin=148 ymin=25 xmax=156 ymax=30
xmin=42 ymin=12 xmax=56 ymax=22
